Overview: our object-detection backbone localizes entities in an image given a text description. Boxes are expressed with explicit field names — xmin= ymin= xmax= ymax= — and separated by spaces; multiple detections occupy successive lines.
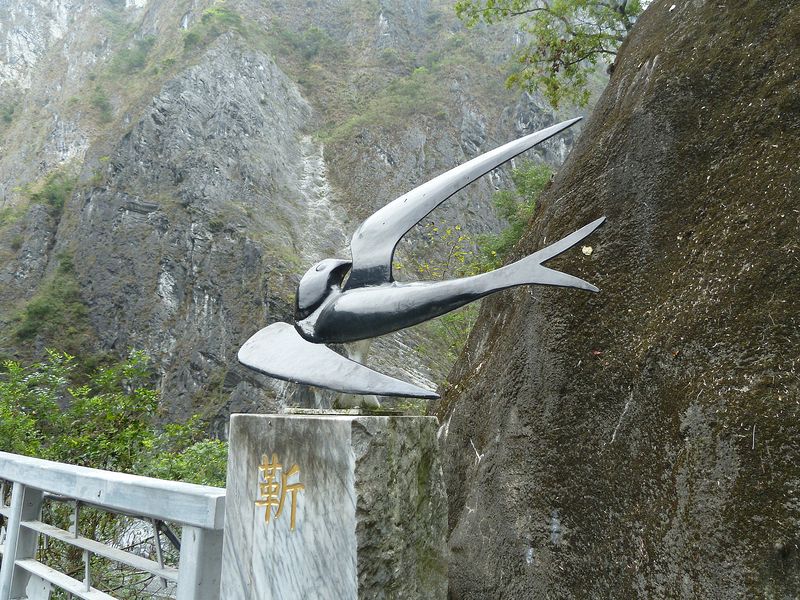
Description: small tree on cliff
xmin=455 ymin=0 xmax=646 ymax=107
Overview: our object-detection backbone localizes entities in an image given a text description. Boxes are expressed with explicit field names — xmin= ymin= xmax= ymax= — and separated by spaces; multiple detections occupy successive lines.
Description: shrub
xmin=0 ymin=350 xmax=228 ymax=595
xmin=324 ymin=66 xmax=449 ymax=142
xmin=111 ymin=36 xmax=155 ymax=75
xmin=14 ymin=253 xmax=90 ymax=354
xmin=0 ymin=350 xmax=227 ymax=484
xmin=90 ymin=85 xmax=113 ymax=122
xmin=183 ymin=4 xmax=243 ymax=50
xmin=28 ymin=171 xmax=77 ymax=216
xmin=1 ymin=101 xmax=15 ymax=124
xmin=477 ymin=161 xmax=553 ymax=269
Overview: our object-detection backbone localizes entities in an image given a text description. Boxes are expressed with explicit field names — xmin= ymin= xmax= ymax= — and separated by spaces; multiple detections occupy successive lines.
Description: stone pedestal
xmin=219 ymin=413 xmax=447 ymax=599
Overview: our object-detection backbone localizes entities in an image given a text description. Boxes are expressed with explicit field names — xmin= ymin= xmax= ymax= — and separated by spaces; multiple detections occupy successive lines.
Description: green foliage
xmin=183 ymin=3 xmax=244 ymax=50
xmin=0 ymin=350 xmax=227 ymax=485
xmin=1 ymin=100 xmax=16 ymax=124
xmin=14 ymin=253 xmax=91 ymax=353
xmin=28 ymin=170 xmax=77 ymax=216
xmin=324 ymin=66 xmax=449 ymax=142
xmin=404 ymin=161 xmax=552 ymax=278
xmin=0 ymin=203 xmax=25 ymax=229
xmin=270 ymin=23 xmax=344 ymax=61
xmin=416 ymin=304 xmax=480 ymax=370
xmin=397 ymin=222 xmax=479 ymax=279
xmin=111 ymin=36 xmax=155 ymax=75
xmin=477 ymin=161 xmax=552 ymax=268
xmin=455 ymin=0 xmax=645 ymax=107
xmin=209 ymin=216 xmax=225 ymax=233
xmin=0 ymin=360 xmax=43 ymax=455
xmin=90 ymin=85 xmax=113 ymax=122
xmin=0 ymin=351 xmax=226 ymax=597
xmin=100 ymin=7 xmax=136 ymax=42
xmin=409 ymin=162 xmax=552 ymax=371
xmin=141 ymin=438 xmax=229 ymax=487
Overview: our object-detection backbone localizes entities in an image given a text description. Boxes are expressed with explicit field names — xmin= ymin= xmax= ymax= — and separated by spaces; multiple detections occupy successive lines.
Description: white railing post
xmin=176 ymin=525 xmax=223 ymax=600
xmin=0 ymin=453 xmax=225 ymax=599
xmin=0 ymin=483 xmax=43 ymax=600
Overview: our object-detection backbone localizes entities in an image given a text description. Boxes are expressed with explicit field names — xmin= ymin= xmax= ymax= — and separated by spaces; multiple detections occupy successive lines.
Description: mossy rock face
xmin=439 ymin=1 xmax=800 ymax=597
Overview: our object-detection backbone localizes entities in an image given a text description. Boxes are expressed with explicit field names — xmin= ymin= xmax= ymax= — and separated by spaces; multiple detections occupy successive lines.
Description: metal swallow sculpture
xmin=239 ymin=117 xmax=604 ymax=399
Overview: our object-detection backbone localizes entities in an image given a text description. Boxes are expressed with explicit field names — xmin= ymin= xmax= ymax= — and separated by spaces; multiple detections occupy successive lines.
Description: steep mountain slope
xmin=0 ymin=0 xmax=578 ymax=424
xmin=439 ymin=0 xmax=800 ymax=597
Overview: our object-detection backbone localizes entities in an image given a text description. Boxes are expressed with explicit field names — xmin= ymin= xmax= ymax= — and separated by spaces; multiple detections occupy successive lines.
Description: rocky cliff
xmin=439 ymin=1 xmax=800 ymax=597
xmin=0 ymin=0 xmax=577 ymax=426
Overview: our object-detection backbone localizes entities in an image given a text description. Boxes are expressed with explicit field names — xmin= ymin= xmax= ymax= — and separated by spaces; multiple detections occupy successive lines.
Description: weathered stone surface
xmin=0 ymin=204 xmax=55 ymax=307
xmin=220 ymin=413 xmax=447 ymax=599
xmin=439 ymin=1 xmax=800 ymax=597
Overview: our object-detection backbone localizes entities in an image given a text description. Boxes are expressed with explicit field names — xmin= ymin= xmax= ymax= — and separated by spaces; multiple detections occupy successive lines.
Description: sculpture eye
xmin=315 ymin=263 xmax=326 ymax=272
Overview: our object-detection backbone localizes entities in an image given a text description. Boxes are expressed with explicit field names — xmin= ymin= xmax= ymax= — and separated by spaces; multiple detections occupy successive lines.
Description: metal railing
xmin=0 ymin=452 xmax=225 ymax=600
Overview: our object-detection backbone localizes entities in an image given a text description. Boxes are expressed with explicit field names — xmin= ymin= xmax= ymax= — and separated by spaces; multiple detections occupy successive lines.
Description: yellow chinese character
xmin=255 ymin=453 xmax=305 ymax=531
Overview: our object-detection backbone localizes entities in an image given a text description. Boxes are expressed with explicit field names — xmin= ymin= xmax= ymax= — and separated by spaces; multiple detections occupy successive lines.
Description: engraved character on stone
xmin=255 ymin=453 xmax=304 ymax=531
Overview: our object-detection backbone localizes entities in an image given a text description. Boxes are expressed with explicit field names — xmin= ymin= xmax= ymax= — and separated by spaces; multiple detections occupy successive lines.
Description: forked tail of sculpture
xmin=478 ymin=217 xmax=604 ymax=294
xmin=239 ymin=217 xmax=605 ymax=399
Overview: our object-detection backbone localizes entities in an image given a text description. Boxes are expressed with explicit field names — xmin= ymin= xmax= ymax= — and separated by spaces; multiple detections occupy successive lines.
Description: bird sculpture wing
xmin=344 ymin=117 xmax=582 ymax=289
xmin=238 ymin=322 xmax=440 ymax=399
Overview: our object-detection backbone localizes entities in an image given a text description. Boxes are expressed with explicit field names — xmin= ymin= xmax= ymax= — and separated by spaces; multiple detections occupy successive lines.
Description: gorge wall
xmin=0 ymin=0 xmax=577 ymax=426
xmin=439 ymin=0 xmax=800 ymax=597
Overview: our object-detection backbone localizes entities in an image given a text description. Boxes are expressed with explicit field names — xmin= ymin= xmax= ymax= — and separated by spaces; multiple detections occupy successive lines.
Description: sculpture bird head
xmin=295 ymin=258 xmax=352 ymax=320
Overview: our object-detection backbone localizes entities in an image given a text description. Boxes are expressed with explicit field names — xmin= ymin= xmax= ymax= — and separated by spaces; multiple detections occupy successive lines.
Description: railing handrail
xmin=0 ymin=452 xmax=225 ymax=530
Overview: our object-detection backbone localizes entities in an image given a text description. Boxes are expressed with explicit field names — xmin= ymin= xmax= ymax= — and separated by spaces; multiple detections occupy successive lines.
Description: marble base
xmin=219 ymin=414 xmax=447 ymax=599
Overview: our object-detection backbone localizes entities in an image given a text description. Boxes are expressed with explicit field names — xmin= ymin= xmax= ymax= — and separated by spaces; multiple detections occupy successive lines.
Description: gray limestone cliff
xmin=0 ymin=0 xmax=575 ymax=425
xmin=439 ymin=1 xmax=800 ymax=597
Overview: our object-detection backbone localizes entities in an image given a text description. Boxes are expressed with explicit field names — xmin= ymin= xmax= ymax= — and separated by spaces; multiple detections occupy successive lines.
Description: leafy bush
xmin=111 ymin=36 xmax=155 ymax=75
xmin=1 ymin=101 xmax=15 ymax=124
xmin=416 ymin=304 xmax=480 ymax=373
xmin=140 ymin=437 xmax=229 ymax=487
xmin=0 ymin=351 xmax=227 ymax=597
xmin=398 ymin=222 xmax=479 ymax=280
xmin=409 ymin=162 xmax=554 ymax=371
xmin=0 ymin=350 xmax=227 ymax=485
xmin=477 ymin=161 xmax=553 ymax=269
xmin=271 ymin=23 xmax=344 ymax=61
xmin=404 ymin=163 xmax=552 ymax=279
xmin=0 ymin=204 xmax=25 ymax=229
xmin=90 ymin=85 xmax=113 ymax=122
xmin=183 ymin=4 xmax=243 ymax=50
xmin=14 ymin=253 xmax=90 ymax=353
xmin=28 ymin=170 xmax=77 ymax=216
